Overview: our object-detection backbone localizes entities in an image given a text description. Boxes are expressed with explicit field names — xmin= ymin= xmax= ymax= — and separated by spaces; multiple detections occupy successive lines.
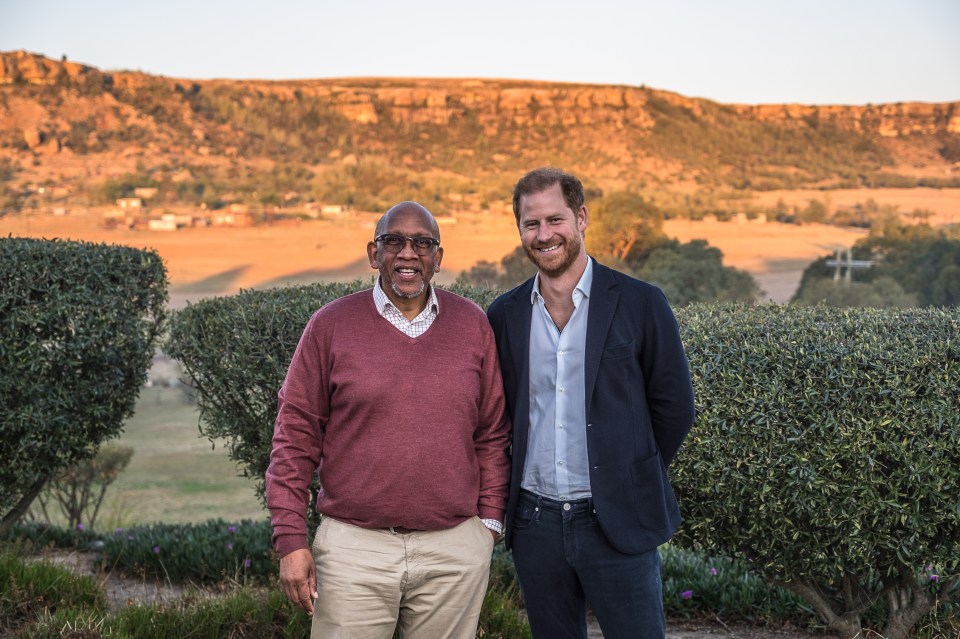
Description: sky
xmin=2 ymin=0 xmax=958 ymax=105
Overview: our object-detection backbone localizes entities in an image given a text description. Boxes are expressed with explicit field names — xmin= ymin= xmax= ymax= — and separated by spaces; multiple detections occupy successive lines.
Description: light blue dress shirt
xmin=522 ymin=258 xmax=593 ymax=501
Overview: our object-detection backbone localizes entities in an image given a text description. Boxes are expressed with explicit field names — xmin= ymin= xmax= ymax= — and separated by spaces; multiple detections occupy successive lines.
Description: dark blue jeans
xmin=511 ymin=489 xmax=665 ymax=639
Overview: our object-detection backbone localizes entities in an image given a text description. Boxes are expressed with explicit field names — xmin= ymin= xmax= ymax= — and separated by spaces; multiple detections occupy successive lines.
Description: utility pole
xmin=826 ymin=247 xmax=873 ymax=283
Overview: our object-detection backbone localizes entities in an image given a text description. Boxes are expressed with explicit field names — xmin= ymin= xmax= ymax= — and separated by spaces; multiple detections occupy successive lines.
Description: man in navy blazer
xmin=486 ymin=168 xmax=696 ymax=639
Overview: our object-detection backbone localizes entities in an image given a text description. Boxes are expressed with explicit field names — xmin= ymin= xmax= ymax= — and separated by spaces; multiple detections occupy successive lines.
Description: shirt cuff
xmin=480 ymin=518 xmax=503 ymax=535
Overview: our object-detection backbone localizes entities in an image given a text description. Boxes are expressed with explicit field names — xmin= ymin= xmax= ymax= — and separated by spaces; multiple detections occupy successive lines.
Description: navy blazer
xmin=487 ymin=259 xmax=696 ymax=554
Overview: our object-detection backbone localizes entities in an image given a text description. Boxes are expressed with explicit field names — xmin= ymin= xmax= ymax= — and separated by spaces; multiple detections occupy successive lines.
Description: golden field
xmin=0 ymin=206 xmax=892 ymax=303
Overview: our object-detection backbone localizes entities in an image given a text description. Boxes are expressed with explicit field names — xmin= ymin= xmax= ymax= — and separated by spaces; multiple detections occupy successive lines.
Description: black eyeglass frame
xmin=374 ymin=234 xmax=441 ymax=255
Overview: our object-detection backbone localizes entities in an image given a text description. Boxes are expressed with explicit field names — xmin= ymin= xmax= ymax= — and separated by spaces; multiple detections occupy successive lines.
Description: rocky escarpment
xmin=1 ymin=49 xmax=958 ymax=191
xmin=3 ymin=50 xmax=957 ymax=140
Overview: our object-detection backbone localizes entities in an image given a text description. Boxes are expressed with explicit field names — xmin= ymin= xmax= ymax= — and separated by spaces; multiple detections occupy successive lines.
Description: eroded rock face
xmin=734 ymin=101 xmax=960 ymax=137
xmin=1 ymin=50 xmax=94 ymax=85
xmin=1 ymin=49 xmax=957 ymax=182
xmin=2 ymin=49 xmax=956 ymax=141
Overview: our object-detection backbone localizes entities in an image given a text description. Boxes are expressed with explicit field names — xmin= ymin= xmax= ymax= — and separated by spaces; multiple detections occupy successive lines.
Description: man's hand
xmin=279 ymin=548 xmax=317 ymax=614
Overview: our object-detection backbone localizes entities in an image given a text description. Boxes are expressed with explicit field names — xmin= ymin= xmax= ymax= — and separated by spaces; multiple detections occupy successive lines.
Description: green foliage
xmin=101 ymin=519 xmax=274 ymax=583
xmin=673 ymin=304 xmax=960 ymax=638
xmin=794 ymin=222 xmax=960 ymax=307
xmin=637 ymin=239 xmax=760 ymax=306
xmin=13 ymin=586 xmax=311 ymax=639
xmin=166 ymin=280 xmax=503 ymax=515
xmin=0 ymin=238 xmax=168 ymax=534
xmin=35 ymin=444 xmax=134 ymax=531
xmin=479 ymin=546 xmax=531 ymax=638
xmin=4 ymin=521 xmax=957 ymax=636
xmin=2 ymin=522 xmax=101 ymax=549
xmin=0 ymin=547 xmax=106 ymax=635
xmin=793 ymin=276 xmax=918 ymax=308
xmin=643 ymin=97 xmax=893 ymax=188
xmin=165 ymin=281 xmax=371 ymax=512
xmin=585 ymin=191 xmax=664 ymax=262
xmin=661 ymin=545 xmax=810 ymax=623
xmin=457 ymin=247 xmax=536 ymax=290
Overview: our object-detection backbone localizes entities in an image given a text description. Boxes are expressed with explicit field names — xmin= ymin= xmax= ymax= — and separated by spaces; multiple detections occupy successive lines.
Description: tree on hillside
xmin=638 ymin=239 xmax=760 ymax=306
xmin=585 ymin=191 xmax=664 ymax=263
xmin=459 ymin=190 xmax=758 ymax=303
xmin=456 ymin=246 xmax=535 ymax=290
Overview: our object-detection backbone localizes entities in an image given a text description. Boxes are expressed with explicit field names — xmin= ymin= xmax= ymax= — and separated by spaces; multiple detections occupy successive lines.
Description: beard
xmin=523 ymin=233 xmax=582 ymax=278
xmin=390 ymin=279 xmax=426 ymax=300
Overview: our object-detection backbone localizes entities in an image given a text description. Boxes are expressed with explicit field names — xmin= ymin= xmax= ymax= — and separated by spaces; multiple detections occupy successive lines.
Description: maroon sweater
xmin=265 ymin=289 xmax=511 ymax=557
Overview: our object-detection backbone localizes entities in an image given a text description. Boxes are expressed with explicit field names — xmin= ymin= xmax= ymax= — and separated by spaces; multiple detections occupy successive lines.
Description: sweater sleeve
xmin=473 ymin=317 xmax=512 ymax=524
xmin=265 ymin=312 xmax=328 ymax=557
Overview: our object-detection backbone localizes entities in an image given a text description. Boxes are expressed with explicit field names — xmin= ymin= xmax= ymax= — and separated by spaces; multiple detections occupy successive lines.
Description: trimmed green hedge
xmin=168 ymin=283 xmax=960 ymax=639
xmin=0 ymin=237 xmax=167 ymax=534
xmin=165 ymin=280 xmax=500 ymax=511
xmin=673 ymin=304 xmax=960 ymax=639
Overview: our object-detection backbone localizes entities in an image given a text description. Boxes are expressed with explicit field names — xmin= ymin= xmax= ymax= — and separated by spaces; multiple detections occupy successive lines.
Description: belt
xmin=385 ymin=526 xmax=421 ymax=534
xmin=520 ymin=489 xmax=594 ymax=511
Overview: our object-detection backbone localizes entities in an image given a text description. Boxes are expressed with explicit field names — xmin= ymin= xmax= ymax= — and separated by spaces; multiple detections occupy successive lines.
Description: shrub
xmin=34 ymin=444 xmax=134 ymax=531
xmin=0 ymin=238 xmax=167 ymax=534
xmin=2 ymin=522 xmax=101 ymax=550
xmin=100 ymin=519 xmax=274 ymax=583
xmin=165 ymin=280 xmax=498 ymax=511
xmin=661 ymin=545 xmax=811 ymax=624
xmin=672 ymin=304 xmax=960 ymax=639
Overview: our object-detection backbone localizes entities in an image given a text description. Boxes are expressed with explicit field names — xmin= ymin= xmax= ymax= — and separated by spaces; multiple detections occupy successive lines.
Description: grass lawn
xmin=89 ymin=386 xmax=267 ymax=530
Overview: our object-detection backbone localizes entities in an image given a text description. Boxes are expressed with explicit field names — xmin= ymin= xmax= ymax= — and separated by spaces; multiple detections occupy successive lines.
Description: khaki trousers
xmin=310 ymin=516 xmax=495 ymax=639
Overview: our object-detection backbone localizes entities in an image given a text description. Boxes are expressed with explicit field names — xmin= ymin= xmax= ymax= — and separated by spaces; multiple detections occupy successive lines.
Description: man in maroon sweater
xmin=265 ymin=201 xmax=511 ymax=638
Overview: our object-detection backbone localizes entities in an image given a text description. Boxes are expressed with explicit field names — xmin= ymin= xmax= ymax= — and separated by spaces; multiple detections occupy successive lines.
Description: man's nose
xmin=397 ymin=238 xmax=419 ymax=257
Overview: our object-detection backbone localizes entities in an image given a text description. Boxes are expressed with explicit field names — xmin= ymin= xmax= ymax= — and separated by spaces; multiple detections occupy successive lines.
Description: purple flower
xmin=227 ymin=526 xmax=237 ymax=534
xmin=227 ymin=542 xmax=234 ymax=551
xmin=153 ymin=546 xmax=160 ymax=554
xmin=709 ymin=567 xmax=718 ymax=576
xmin=115 ymin=528 xmax=124 ymax=534
xmin=681 ymin=590 xmax=693 ymax=600
xmin=930 ymin=575 xmax=940 ymax=583
xmin=244 ymin=558 xmax=252 ymax=568
xmin=127 ymin=535 xmax=134 ymax=541
xmin=77 ymin=523 xmax=85 ymax=531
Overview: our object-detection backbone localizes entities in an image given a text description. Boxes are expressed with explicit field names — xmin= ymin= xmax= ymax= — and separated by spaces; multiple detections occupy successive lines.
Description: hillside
xmin=2 ymin=50 xmax=959 ymax=218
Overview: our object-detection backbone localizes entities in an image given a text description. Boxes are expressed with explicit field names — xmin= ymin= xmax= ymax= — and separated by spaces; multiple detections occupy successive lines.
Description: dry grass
xmin=5 ymin=189 xmax=958 ymax=304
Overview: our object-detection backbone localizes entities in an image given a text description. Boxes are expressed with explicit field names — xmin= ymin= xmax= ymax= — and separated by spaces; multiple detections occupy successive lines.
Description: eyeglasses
xmin=375 ymin=234 xmax=440 ymax=255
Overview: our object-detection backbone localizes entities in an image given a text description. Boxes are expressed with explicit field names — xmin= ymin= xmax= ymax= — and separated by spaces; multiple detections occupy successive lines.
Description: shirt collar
xmin=373 ymin=276 xmax=439 ymax=316
xmin=530 ymin=257 xmax=594 ymax=307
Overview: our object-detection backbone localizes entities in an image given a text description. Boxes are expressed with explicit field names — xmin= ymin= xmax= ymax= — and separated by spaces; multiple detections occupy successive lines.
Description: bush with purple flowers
xmin=99 ymin=518 xmax=272 ymax=583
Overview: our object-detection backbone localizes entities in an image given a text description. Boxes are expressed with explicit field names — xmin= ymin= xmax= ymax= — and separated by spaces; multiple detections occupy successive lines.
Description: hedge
xmin=0 ymin=237 xmax=167 ymax=534
xmin=673 ymin=303 xmax=960 ymax=639
xmin=169 ymin=284 xmax=960 ymax=639
xmin=165 ymin=280 xmax=499 ymax=512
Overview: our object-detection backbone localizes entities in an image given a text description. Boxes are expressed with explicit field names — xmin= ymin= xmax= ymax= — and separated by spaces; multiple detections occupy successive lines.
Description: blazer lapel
xmin=584 ymin=261 xmax=619 ymax=419
xmin=503 ymin=281 xmax=534 ymax=452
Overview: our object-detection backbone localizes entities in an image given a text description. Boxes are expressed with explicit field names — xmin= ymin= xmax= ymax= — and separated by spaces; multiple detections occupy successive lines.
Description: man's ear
xmin=367 ymin=241 xmax=379 ymax=269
